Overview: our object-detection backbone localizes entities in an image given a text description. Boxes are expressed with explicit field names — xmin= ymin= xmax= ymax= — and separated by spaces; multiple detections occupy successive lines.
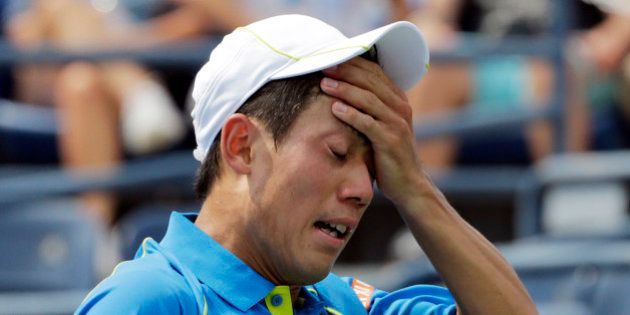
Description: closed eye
xmin=330 ymin=148 xmax=347 ymax=161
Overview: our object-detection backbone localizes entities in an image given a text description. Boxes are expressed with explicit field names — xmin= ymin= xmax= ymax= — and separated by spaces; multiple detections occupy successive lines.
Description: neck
xmin=196 ymin=179 xmax=309 ymax=304
xmin=290 ymin=286 xmax=301 ymax=303
xmin=195 ymin=179 xmax=248 ymax=254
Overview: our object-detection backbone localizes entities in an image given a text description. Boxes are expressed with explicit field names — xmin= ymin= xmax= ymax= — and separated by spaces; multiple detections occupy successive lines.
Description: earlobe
xmin=220 ymin=114 xmax=255 ymax=175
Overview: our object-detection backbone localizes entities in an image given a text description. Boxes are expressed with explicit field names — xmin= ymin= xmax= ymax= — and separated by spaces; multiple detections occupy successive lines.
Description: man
xmin=77 ymin=15 xmax=536 ymax=314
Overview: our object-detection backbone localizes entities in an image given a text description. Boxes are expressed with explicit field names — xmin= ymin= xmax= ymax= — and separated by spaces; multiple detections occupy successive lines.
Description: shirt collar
xmin=160 ymin=212 xmax=276 ymax=311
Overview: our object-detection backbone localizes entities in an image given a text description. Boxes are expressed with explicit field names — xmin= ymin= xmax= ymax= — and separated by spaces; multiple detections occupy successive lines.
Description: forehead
xmin=291 ymin=94 xmax=368 ymax=145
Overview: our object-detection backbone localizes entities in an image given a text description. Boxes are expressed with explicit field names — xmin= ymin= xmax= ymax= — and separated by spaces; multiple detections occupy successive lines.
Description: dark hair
xmin=194 ymin=71 xmax=325 ymax=199
xmin=194 ymin=47 xmax=379 ymax=200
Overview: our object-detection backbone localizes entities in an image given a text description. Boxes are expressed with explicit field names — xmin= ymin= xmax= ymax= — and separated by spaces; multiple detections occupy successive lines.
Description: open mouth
xmin=314 ymin=221 xmax=350 ymax=239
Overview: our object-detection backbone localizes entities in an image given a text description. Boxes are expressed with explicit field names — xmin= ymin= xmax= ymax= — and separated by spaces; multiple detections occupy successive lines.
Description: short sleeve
xmin=339 ymin=277 xmax=456 ymax=315
xmin=370 ymin=285 xmax=457 ymax=315
xmin=76 ymin=263 xmax=197 ymax=315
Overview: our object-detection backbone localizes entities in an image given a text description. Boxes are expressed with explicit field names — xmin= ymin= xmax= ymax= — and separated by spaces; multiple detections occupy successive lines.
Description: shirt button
xmin=271 ymin=294 xmax=283 ymax=306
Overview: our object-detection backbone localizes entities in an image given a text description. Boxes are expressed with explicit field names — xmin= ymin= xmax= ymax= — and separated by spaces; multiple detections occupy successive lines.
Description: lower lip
xmin=314 ymin=227 xmax=346 ymax=249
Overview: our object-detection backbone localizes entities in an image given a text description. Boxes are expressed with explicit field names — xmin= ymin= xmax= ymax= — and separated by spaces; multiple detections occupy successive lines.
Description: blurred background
xmin=0 ymin=0 xmax=629 ymax=314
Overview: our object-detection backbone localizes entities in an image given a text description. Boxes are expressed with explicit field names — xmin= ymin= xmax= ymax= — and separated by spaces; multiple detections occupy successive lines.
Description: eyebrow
xmin=342 ymin=123 xmax=370 ymax=146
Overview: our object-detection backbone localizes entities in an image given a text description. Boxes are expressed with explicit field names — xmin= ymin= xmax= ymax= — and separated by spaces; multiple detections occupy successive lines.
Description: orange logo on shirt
xmin=351 ymin=279 xmax=375 ymax=310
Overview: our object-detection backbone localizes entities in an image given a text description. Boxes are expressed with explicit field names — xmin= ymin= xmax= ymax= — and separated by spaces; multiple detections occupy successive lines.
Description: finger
xmin=331 ymin=99 xmax=413 ymax=154
xmin=330 ymin=101 xmax=382 ymax=142
xmin=323 ymin=61 xmax=402 ymax=111
xmin=320 ymin=77 xmax=397 ymax=124
xmin=325 ymin=57 xmax=408 ymax=108
xmin=346 ymin=57 xmax=408 ymax=100
xmin=343 ymin=59 xmax=414 ymax=126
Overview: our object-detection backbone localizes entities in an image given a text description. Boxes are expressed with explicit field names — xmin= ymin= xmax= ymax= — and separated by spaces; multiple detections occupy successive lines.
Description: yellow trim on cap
xmin=301 ymin=45 xmax=369 ymax=59
xmin=239 ymin=27 xmax=370 ymax=61
xmin=238 ymin=27 xmax=299 ymax=60
xmin=202 ymin=296 xmax=208 ymax=315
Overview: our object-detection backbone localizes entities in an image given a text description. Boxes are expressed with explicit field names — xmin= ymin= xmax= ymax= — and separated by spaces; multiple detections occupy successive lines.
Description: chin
xmin=287 ymin=262 xmax=334 ymax=285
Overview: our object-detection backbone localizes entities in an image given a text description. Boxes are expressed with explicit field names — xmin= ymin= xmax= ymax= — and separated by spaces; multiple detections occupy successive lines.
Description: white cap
xmin=191 ymin=14 xmax=429 ymax=162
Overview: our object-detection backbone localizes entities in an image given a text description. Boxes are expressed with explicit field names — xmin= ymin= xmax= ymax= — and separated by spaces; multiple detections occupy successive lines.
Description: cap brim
xmin=271 ymin=21 xmax=429 ymax=90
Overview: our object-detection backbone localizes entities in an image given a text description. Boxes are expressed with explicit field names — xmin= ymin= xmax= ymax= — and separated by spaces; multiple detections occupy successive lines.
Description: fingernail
xmin=322 ymin=77 xmax=338 ymax=88
xmin=332 ymin=101 xmax=347 ymax=113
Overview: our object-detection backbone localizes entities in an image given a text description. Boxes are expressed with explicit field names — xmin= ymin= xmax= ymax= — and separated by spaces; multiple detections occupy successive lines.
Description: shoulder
xmin=370 ymin=284 xmax=457 ymax=315
xmin=76 ymin=257 xmax=198 ymax=315
xmin=312 ymin=274 xmax=369 ymax=314
xmin=333 ymin=275 xmax=457 ymax=315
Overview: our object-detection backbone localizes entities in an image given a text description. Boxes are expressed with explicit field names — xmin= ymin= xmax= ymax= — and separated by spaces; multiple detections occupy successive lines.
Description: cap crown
xmin=191 ymin=15 xmax=348 ymax=161
xmin=191 ymin=14 xmax=429 ymax=162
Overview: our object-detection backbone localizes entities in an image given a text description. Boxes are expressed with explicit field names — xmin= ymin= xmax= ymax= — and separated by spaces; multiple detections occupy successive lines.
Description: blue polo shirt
xmin=76 ymin=212 xmax=456 ymax=314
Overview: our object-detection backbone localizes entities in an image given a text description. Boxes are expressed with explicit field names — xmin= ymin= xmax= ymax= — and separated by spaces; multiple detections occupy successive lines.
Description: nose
xmin=337 ymin=161 xmax=374 ymax=208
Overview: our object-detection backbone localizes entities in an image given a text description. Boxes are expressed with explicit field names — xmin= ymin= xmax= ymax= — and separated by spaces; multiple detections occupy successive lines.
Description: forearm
xmin=318 ymin=54 xmax=536 ymax=313
xmin=397 ymin=173 xmax=536 ymax=315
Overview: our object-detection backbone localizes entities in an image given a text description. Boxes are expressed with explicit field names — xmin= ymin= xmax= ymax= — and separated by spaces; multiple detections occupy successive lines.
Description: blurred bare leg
xmin=564 ymin=66 xmax=592 ymax=153
xmin=6 ymin=1 xmax=60 ymax=106
xmin=55 ymin=62 xmax=120 ymax=224
xmin=38 ymin=0 xmax=108 ymax=50
xmin=99 ymin=62 xmax=153 ymax=101
xmin=525 ymin=60 xmax=554 ymax=160
xmin=526 ymin=59 xmax=590 ymax=161
xmin=100 ymin=61 xmax=185 ymax=155
xmin=408 ymin=63 xmax=471 ymax=170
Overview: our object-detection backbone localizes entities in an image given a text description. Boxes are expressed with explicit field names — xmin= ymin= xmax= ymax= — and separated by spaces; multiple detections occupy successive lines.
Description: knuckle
xmin=337 ymin=62 xmax=353 ymax=76
xmin=399 ymin=103 xmax=413 ymax=120
xmin=392 ymin=117 xmax=411 ymax=136
xmin=399 ymin=90 xmax=409 ymax=102
xmin=383 ymin=132 xmax=397 ymax=145
xmin=365 ymin=59 xmax=382 ymax=72
xmin=366 ymin=91 xmax=380 ymax=107
xmin=335 ymin=81 xmax=347 ymax=94
xmin=361 ymin=114 xmax=377 ymax=130
xmin=366 ymin=73 xmax=379 ymax=89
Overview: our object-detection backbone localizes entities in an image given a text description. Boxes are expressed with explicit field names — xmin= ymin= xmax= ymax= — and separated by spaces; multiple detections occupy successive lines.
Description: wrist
xmin=394 ymin=170 xmax=443 ymax=213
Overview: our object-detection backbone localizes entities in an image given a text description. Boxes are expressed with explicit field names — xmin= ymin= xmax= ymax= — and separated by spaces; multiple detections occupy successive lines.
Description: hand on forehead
xmin=319 ymin=54 xmax=418 ymax=205
xmin=322 ymin=57 xmax=412 ymax=127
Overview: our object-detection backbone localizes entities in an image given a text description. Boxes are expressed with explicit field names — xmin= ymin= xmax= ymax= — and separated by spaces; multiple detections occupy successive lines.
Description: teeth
xmin=336 ymin=224 xmax=348 ymax=234
xmin=322 ymin=222 xmax=348 ymax=236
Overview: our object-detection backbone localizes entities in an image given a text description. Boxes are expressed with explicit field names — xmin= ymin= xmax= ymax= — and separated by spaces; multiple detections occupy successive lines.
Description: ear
xmin=220 ymin=114 xmax=257 ymax=175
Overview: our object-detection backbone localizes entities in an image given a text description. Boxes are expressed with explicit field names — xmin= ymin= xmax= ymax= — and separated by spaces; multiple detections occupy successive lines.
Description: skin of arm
xmin=319 ymin=58 xmax=537 ymax=315
xmin=579 ymin=13 xmax=630 ymax=73
xmin=111 ymin=0 xmax=253 ymax=48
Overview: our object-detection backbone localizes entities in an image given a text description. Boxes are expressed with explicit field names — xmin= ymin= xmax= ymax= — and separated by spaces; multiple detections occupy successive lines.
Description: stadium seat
xmin=117 ymin=202 xmax=199 ymax=260
xmin=383 ymin=237 xmax=630 ymax=315
xmin=0 ymin=198 xmax=104 ymax=314
xmin=0 ymin=199 xmax=101 ymax=291
xmin=591 ymin=268 xmax=630 ymax=315
xmin=0 ymin=100 xmax=59 ymax=164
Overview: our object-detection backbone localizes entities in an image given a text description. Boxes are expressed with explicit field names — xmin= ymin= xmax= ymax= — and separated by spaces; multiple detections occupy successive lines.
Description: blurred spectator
xmin=2 ymin=0 xmax=248 ymax=223
xmin=406 ymin=0 xmax=629 ymax=170
xmin=237 ymin=0 xmax=412 ymax=35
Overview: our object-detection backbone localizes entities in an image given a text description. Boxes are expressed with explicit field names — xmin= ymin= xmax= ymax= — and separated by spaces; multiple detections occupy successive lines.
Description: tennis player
xmin=77 ymin=14 xmax=535 ymax=315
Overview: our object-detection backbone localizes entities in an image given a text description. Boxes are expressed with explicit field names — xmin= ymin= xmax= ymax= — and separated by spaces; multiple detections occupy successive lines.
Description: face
xmin=241 ymin=94 xmax=375 ymax=285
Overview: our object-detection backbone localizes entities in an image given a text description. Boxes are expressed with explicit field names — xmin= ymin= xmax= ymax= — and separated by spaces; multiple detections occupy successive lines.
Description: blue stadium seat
xmin=117 ymin=202 xmax=199 ymax=260
xmin=0 ymin=199 xmax=100 ymax=291
xmin=384 ymin=237 xmax=630 ymax=315
xmin=591 ymin=269 xmax=630 ymax=315
xmin=0 ymin=99 xmax=59 ymax=164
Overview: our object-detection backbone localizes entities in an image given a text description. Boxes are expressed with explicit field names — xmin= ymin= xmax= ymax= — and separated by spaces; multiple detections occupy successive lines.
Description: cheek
xmin=252 ymin=144 xmax=339 ymax=225
xmin=279 ymin=153 xmax=335 ymax=203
